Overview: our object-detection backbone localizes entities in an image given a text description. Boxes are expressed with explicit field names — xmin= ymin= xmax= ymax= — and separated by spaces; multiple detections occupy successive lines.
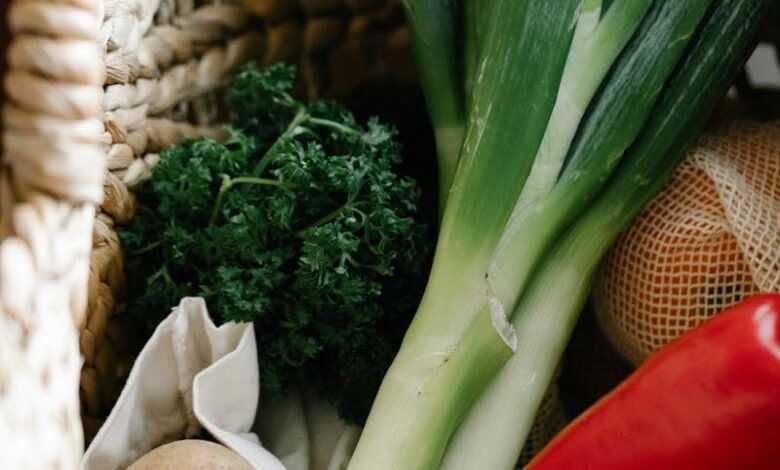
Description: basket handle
xmin=0 ymin=0 xmax=106 ymax=468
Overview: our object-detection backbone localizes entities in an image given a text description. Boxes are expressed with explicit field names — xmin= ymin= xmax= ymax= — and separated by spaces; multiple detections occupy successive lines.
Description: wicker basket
xmin=0 ymin=0 xmax=410 ymax=467
xmin=1 ymin=0 xmax=104 ymax=468
xmin=2 ymin=1 xmax=778 ymax=468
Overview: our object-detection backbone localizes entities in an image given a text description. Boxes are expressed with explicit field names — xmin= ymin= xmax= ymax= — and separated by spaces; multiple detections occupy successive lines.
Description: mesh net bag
xmin=517 ymin=381 xmax=568 ymax=467
xmin=1 ymin=1 xmax=777 ymax=467
xmin=594 ymin=120 xmax=780 ymax=365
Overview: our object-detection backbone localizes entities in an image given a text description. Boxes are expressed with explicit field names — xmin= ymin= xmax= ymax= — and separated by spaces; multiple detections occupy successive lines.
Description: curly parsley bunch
xmin=121 ymin=63 xmax=431 ymax=423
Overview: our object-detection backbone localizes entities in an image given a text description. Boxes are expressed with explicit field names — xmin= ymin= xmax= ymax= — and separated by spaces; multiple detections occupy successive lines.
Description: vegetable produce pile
xmin=117 ymin=0 xmax=778 ymax=468
xmin=121 ymin=63 xmax=431 ymax=423
xmin=346 ymin=1 xmax=772 ymax=469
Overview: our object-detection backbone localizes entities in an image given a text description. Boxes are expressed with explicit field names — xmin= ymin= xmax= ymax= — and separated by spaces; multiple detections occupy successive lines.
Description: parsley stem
xmin=295 ymin=201 xmax=361 ymax=237
xmin=209 ymin=175 xmax=290 ymax=227
xmin=130 ymin=239 xmax=163 ymax=256
xmin=308 ymin=117 xmax=360 ymax=135
xmin=311 ymin=203 xmax=352 ymax=228
xmin=252 ymin=108 xmax=361 ymax=178
xmin=160 ymin=265 xmax=175 ymax=288
xmin=148 ymin=264 xmax=175 ymax=289
xmin=254 ymin=107 xmax=310 ymax=176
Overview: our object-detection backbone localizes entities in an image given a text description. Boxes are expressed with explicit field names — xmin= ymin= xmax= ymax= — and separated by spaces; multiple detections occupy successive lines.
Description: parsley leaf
xmin=121 ymin=63 xmax=431 ymax=423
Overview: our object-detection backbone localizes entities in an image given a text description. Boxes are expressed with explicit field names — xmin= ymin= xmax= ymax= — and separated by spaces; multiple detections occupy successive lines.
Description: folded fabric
xmin=81 ymin=297 xmax=286 ymax=470
xmin=255 ymin=389 xmax=361 ymax=470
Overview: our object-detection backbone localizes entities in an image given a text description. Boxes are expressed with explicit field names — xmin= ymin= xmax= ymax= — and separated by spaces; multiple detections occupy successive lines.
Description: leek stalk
xmin=442 ymin=1 xmax=770 ymax=467
xmin=488 ymin=0 xmax=714 ymax=323
xmin=348 ymin=1 xmax=770 ymax=469
xmin=513 ymin=0 xmax=653 ymax=212
xmin=348 ymin=2 xmax=581 ymax=468
xmin=463 ymin=0 xmax=492 ymax=114
xmin=402 ymin=0 xmax=464 ymax=214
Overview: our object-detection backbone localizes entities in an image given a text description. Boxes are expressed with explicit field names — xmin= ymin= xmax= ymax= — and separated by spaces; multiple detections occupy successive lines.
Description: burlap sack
xmin=594 ymin=120 xmax=780 ymax=365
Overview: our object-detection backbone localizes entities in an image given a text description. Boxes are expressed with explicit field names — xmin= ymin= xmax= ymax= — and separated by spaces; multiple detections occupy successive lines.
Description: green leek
xmin=349 ymin=2 xmax=581 ymax=468
xmin=347 ymin=1 xmax=770 ymax=469
xmin=440 ymin=1 xmax=770 ymax=467
xmin=402 ymin=0 xmax=465 ymax=214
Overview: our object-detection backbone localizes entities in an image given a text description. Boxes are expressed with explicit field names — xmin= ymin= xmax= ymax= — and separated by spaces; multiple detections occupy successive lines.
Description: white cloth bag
xmin=81 ymin=297 xmax=358 ymax=470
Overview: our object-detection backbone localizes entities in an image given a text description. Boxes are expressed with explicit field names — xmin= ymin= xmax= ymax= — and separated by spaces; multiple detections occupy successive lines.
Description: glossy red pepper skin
xmin=526 ymin=294 xmax=780 ymax=470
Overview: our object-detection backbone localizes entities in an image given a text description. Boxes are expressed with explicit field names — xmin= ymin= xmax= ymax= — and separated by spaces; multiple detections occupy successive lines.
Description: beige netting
xmin=517 ymin=382 xmax=568 ymax=468
xmin=594 ymin=120 xmax=780 ymax=365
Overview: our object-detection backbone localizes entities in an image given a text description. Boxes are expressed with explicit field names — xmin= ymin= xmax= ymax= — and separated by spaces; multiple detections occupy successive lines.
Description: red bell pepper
xmin=526 ymin=294 xmax=780 ymax=470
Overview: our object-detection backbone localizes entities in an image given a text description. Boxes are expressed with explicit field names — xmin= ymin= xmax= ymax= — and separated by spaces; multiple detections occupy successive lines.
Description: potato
xmin=128 ymin=440 xmax=253 ymax=470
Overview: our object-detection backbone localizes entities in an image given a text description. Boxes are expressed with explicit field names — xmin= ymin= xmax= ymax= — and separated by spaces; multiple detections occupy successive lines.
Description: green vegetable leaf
xmin=120 ymin=62 xmax=432 ymax=423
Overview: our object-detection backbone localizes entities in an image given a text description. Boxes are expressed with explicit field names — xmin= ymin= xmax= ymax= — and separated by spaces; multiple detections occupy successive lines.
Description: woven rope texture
xmin=1 ymin=0 xmax=106 ymax=468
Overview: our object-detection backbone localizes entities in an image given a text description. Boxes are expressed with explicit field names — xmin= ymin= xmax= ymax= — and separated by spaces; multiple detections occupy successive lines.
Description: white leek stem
xmin=440 ymin=209 xmax=616 ymax=470
xmin=489 ymin=0 xmax=654 ymax=319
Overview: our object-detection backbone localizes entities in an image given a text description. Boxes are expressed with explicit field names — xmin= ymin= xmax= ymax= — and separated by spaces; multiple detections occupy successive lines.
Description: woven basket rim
xmin=1 ymin=0 xmax=105 ymax=467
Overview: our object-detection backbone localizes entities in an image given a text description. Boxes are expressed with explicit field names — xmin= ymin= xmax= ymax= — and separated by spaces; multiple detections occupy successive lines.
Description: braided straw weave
xmin=1 ymin=0 xmax=106 ymax=467
xmin=83 ymin=0 xmax=412 ymax=441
